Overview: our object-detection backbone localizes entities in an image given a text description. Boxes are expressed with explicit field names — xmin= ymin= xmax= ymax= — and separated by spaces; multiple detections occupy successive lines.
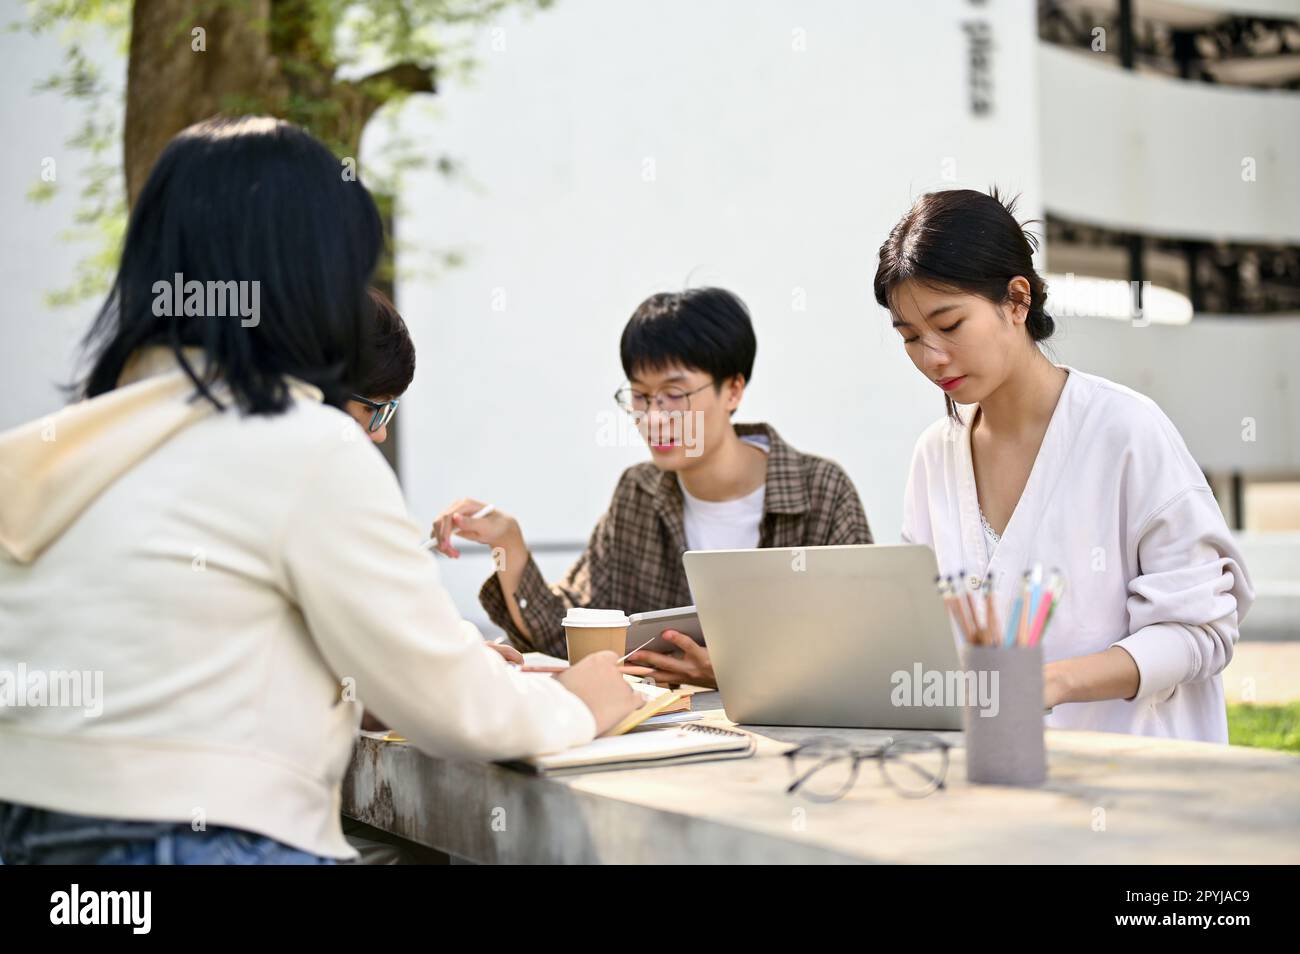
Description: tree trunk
xmin=124 ymin=0 xmax=435 ymax=209
xmin=125 ymin=0 xmax=287 ymax=207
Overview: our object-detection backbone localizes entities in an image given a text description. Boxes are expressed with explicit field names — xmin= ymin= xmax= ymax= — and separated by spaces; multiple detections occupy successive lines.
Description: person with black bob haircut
xmin=879 ymin=187 xmax=1253 ymax=742
xmin=345 ymin=288 xmax=417 ymax=445
xmin=433 ymin=286 xmax=873 ymax=688
xmin=0 ymin=115 xmax=637 ymax=865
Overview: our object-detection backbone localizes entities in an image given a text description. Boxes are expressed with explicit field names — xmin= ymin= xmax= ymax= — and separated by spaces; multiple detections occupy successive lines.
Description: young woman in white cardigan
xmin=875 ymin=188 xmax=1253 ymax=743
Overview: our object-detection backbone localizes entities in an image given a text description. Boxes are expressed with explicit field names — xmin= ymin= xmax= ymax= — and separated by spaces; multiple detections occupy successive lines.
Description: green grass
xmin=1228 ymin=703 xmax=1300 ymax=753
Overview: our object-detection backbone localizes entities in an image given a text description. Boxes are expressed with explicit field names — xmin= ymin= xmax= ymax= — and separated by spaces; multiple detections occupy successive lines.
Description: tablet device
xmin=624 ymin=605 xmax=704 ymax=656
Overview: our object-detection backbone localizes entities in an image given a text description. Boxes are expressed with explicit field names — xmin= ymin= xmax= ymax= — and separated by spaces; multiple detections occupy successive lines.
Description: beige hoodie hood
xmin=0 ymin=347 xmax=320 ymax=565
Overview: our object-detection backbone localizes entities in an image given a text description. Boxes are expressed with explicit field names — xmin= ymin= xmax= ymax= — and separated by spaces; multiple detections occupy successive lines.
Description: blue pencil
xmin=1003 ymin=591 xmax=1024 ymax=647
xmin=1026 ymin=562 xmax=1044 ymax=631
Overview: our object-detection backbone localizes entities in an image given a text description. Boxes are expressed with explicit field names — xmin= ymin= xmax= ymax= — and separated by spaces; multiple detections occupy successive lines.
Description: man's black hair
xmin=619 ymin=287 xmax=757 ymax=388
xmin=356 ymin=289 xmax=415 ymax=398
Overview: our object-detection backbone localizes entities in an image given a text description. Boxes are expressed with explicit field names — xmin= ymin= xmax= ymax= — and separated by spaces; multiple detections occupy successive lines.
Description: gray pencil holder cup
xmin=960 ymin=644 xmax=1047 ymax=786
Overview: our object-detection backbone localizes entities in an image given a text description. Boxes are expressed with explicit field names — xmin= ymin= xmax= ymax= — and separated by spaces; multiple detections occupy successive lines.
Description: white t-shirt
xmin=678 ymin=435 xmax=770 ymax=551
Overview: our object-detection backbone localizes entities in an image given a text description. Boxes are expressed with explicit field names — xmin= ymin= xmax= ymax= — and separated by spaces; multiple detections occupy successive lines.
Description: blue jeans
xmin=0 ymin=801 xmax=336 ymax=865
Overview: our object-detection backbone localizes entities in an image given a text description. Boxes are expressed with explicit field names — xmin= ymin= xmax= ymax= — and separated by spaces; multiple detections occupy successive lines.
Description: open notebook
xmin=505 ymin=723 xmax=755 ymax=777
xmin=358 ymin=659 xmax=696 ymax=744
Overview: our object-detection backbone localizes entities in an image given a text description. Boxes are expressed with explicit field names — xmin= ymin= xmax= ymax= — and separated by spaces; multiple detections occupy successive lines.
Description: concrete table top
xmin=342 ymin=693 xmax=1300 ymax=864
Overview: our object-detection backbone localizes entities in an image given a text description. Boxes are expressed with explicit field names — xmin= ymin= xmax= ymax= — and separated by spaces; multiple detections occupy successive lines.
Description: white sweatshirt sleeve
xmin=277 ymin=434 xmax=596 ymax=762
xmin=1115 ymin=486 xmax=1254 ymax=705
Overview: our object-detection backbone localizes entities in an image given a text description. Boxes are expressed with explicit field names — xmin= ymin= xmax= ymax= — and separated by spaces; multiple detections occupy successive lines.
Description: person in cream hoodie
xmin=0 ymin=116 xmax=637 ymax=864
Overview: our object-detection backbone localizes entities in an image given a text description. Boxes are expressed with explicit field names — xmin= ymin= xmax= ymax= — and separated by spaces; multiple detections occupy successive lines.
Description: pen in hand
xmin=618 ymin=636 xmax=656 ymax=664
xmin=421 ymin=503 xmax=495 ymax=551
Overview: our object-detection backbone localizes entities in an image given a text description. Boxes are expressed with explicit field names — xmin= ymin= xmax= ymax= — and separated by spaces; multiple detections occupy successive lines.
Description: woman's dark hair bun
xmin=874 ymin=185 xmax=1054 ymax=343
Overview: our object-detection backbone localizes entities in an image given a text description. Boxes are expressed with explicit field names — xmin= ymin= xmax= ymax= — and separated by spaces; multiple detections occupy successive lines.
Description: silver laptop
xmin=683 ymin=544 xmax=963 ymax=730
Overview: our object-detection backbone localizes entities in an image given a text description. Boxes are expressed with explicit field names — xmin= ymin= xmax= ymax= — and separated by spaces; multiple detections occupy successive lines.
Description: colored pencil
xmin=982 ymin=574 xmax=1000 ymax=646
xmin=1029 ymin=570 xmax=1065 ymax=647
xmin=1015 ymin=571 xmax=1032 ymax=647
xmin=937 ymin=575 xmax=972 ymax=644
xmin=959 ymin=569 xmax=983 ymax=644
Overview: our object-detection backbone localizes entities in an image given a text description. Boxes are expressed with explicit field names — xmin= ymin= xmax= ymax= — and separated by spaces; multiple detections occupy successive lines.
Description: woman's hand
xmin=627 ymin=630 xmax=716 ymax=688
xmin=554 ymin=651 xmax=641 ymax=735
xmin=429 ymin=498 xmax=521 ymax=559
xmin=1044 ymin=664 xmax=1069 ymax=710
xmin=484 ymin=640 xmax=524 ymax=666
xmin=1043 ymin=646 xmax=1140 ymax=709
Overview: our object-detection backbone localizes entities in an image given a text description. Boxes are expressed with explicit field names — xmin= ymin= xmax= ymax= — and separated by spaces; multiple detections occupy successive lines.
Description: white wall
xmin=391 ymin=0 xmax=1044 ymax=553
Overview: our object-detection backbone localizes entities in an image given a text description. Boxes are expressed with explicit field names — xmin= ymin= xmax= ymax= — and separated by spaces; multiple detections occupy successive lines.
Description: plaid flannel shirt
xmin=479 ymin=422 xmax=873 ymax=656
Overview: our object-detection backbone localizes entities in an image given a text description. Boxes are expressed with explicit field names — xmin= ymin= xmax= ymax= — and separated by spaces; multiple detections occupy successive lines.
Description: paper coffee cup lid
xmin=562 ymin=608 xmax=630 ymax=628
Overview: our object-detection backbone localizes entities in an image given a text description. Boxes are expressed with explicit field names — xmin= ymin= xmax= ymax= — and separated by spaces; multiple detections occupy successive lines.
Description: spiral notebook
xmin=506 ymin=723 xmax=755 ymax=777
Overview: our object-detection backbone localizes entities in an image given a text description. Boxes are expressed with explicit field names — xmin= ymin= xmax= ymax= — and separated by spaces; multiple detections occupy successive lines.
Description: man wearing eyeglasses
xmin=342 ymin=288 xmax=543 ymax=862
xmin=432 ymin=287 xmax=873 ymax=688
xmin=344 ymin=289 xmax=412 ymax=445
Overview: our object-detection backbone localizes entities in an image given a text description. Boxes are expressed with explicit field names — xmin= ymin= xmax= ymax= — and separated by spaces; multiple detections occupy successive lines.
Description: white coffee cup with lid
xmin=562 ymin=608 xmax=630 ymax=664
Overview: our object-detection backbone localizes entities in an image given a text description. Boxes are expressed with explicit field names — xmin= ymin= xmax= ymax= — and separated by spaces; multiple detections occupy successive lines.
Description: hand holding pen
xmin=423 ymin=500 xmax=504 ymax=557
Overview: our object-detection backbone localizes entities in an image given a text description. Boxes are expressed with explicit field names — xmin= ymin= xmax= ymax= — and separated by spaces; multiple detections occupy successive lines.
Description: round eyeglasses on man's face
xmin=613 ymin=381 xmax=714 ymax=414
xmin=784 ymin=735 xmax=950 ymax=801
